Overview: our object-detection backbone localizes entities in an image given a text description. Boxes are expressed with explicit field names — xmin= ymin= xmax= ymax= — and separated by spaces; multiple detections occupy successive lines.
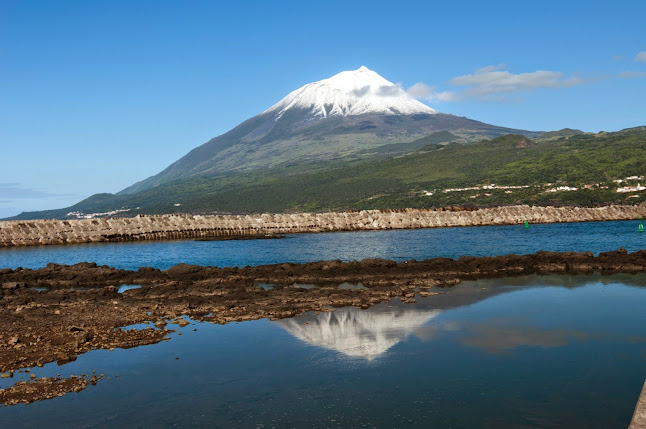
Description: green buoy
xmin=640 ymin=217 xmax=644 ymax=233
xmin=524 ymin=216 xmax=530 ymax=230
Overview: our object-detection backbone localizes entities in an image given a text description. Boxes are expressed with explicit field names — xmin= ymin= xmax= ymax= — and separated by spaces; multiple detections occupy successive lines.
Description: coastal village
xmin=63 ymin=176 xmax=646 ymax=220
xmin=423 ymin=175 xmax=646 ymax=199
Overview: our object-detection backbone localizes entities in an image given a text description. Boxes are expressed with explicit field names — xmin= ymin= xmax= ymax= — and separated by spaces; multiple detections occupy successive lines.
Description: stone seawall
xmin=1 ymin=204 xmax=645 ymax=247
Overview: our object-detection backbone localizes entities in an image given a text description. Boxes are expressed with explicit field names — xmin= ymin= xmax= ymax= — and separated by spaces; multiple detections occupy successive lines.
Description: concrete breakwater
xmin=1 ymin=204 xmax=645 ymax=247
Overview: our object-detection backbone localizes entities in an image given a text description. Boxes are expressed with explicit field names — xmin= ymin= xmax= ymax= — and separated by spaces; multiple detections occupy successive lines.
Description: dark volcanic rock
xmin=0 ymin=248 xmax=644 ymax=382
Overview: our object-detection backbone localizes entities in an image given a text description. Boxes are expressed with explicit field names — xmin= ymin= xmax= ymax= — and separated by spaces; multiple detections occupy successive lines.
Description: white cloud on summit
xmin=407 ymin=82 xmax=458 ymax=102
xmin=376 ymin=84 xmax=402 ymax=97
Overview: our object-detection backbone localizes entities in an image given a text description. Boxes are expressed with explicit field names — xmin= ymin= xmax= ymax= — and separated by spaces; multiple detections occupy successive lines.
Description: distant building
xmin=617 ymin=183 xmax=646 ymax=193
xmin=545 ymin=186 xmax=578 ymax=193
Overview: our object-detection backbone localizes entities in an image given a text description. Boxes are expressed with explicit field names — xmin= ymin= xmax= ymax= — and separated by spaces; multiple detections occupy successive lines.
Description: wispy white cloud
xmin=635 ymin=51 xmax=646 ymax=63
xmin=376 ymin=84 xmax=401 ymax=97
xmin=0 ymin=184 xmax=79 ymax=219
xmin=476 ymin=63 xmax=507 ymax=73
xmin=0 ymin=183 xmax=70 ymax=199
xmin=618 ymin=71 xmax=646 ymax=78
xmin=450 ymin=65 xmax=583 ymax=98
xmin=457 ymin=321 xmax=589 ymax=354
xmin=408 ymin=64 xmax=585 ymax=104
xmin=407 ymin=82 xmax=459 ymax=102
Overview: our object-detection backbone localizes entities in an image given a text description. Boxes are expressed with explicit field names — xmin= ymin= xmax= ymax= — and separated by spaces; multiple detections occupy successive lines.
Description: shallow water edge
xmin=1 ymin=273 xmax=645 ymax=428
xmin=1 ymin=248 xmax=645 ymax=379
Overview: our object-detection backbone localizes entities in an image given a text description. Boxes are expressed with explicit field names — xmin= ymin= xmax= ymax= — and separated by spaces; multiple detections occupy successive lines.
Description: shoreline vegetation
xmin=1 ymin=203 xmax=645 ymax=247
xmin=0 ymin=248 xmax=645 ymax=404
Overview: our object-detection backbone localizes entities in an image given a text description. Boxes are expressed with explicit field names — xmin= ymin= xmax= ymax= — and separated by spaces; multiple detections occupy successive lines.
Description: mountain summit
xmin=121 ymin=66 xmax=537 ymax=194
xmin=264 ymin=66 xmax=437 ymax=119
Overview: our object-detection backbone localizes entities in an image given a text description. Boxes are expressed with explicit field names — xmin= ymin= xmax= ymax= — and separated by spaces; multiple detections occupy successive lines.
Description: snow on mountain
xmin=264 ymin=66 xmax=437 ymax=120
xmin=117 ymin=66 xmax=536 ymax=195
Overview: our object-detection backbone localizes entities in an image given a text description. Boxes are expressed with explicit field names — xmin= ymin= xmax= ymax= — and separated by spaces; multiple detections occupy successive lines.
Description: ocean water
xmin=1 ymin=274 xmax=645 ymax=428
xmin=1 ymin=221 xmax=646 ymax=427
xmin=1 ymin=220 xmax=645 ymax=270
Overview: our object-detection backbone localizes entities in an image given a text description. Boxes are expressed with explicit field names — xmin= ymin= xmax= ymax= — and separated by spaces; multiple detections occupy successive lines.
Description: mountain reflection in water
xmin=2 ymin=274 xmax=645 ymax=428
xmin=277 ymin=306 xmax=440 ymax=360
xmin=276 ymin=273 xmax=646 ymax=361
xmin=275 ymin=277 xmax=510 ymax=360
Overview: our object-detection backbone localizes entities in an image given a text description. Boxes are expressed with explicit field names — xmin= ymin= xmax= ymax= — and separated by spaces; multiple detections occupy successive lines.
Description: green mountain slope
xmin=7 ymin=127 xmax=645 ymax=220
xmin=539 ymin=128 xmax=585 ymax=139
xmin=121 ymin=112 xmax=537 ymax=195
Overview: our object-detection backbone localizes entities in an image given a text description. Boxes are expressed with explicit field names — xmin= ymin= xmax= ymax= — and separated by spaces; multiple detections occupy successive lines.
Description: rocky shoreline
xmin=0 ymin=376 xmax=95 ymax=406
xmin=1 ymin=247 xmax=645 ymax=403
xmin=1 ymin=204 xmax=645 ymax=247
xmin=1 ymin=248 xmax=645 ymax=405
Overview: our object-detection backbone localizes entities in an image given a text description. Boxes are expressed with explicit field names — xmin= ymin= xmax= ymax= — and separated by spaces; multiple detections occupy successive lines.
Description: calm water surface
xmin=1 ymin=221 xmax=645 ymax=427
xmin=1 ymin=274 xmax=646 ymax=428
xmin=1 ymin=220 xmax=645 ymax=270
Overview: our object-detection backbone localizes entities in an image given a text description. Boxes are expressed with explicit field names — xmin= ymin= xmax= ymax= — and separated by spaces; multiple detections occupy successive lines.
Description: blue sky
xmin=1 ymin=0 xmax=645 ymax=218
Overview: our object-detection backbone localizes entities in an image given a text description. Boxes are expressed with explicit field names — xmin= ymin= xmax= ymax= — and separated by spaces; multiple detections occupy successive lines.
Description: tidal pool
xmin=1 ymin=274 xmax=646 ymax=428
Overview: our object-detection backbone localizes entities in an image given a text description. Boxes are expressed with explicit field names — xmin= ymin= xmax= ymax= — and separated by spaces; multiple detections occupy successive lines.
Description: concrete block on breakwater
xmin=630 ymin=380 xmax=646 ymax=429
xmin=0 ymin=204 xmax=645 ymax=247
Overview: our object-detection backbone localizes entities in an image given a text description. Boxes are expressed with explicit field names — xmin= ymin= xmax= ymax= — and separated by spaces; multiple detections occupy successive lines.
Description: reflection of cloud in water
xmin=455 ymin=320 xmax=589 ymax=354
xmin=275 ymin=278 xmax=573 ymax=360
xmin=276 ymin=307 xmax=590 ymax=360
xmin=277 ymin=274 xmax=646 ymax=360
xmin=277 ymin=306 xmax=440 ymax=360
xmin=463 ymin=273 xmax=646 ymax=290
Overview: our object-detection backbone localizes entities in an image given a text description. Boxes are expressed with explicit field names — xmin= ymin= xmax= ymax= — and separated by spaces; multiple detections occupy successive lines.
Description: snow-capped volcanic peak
xmin=265 ymin=66 xmax=437 ymax=119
